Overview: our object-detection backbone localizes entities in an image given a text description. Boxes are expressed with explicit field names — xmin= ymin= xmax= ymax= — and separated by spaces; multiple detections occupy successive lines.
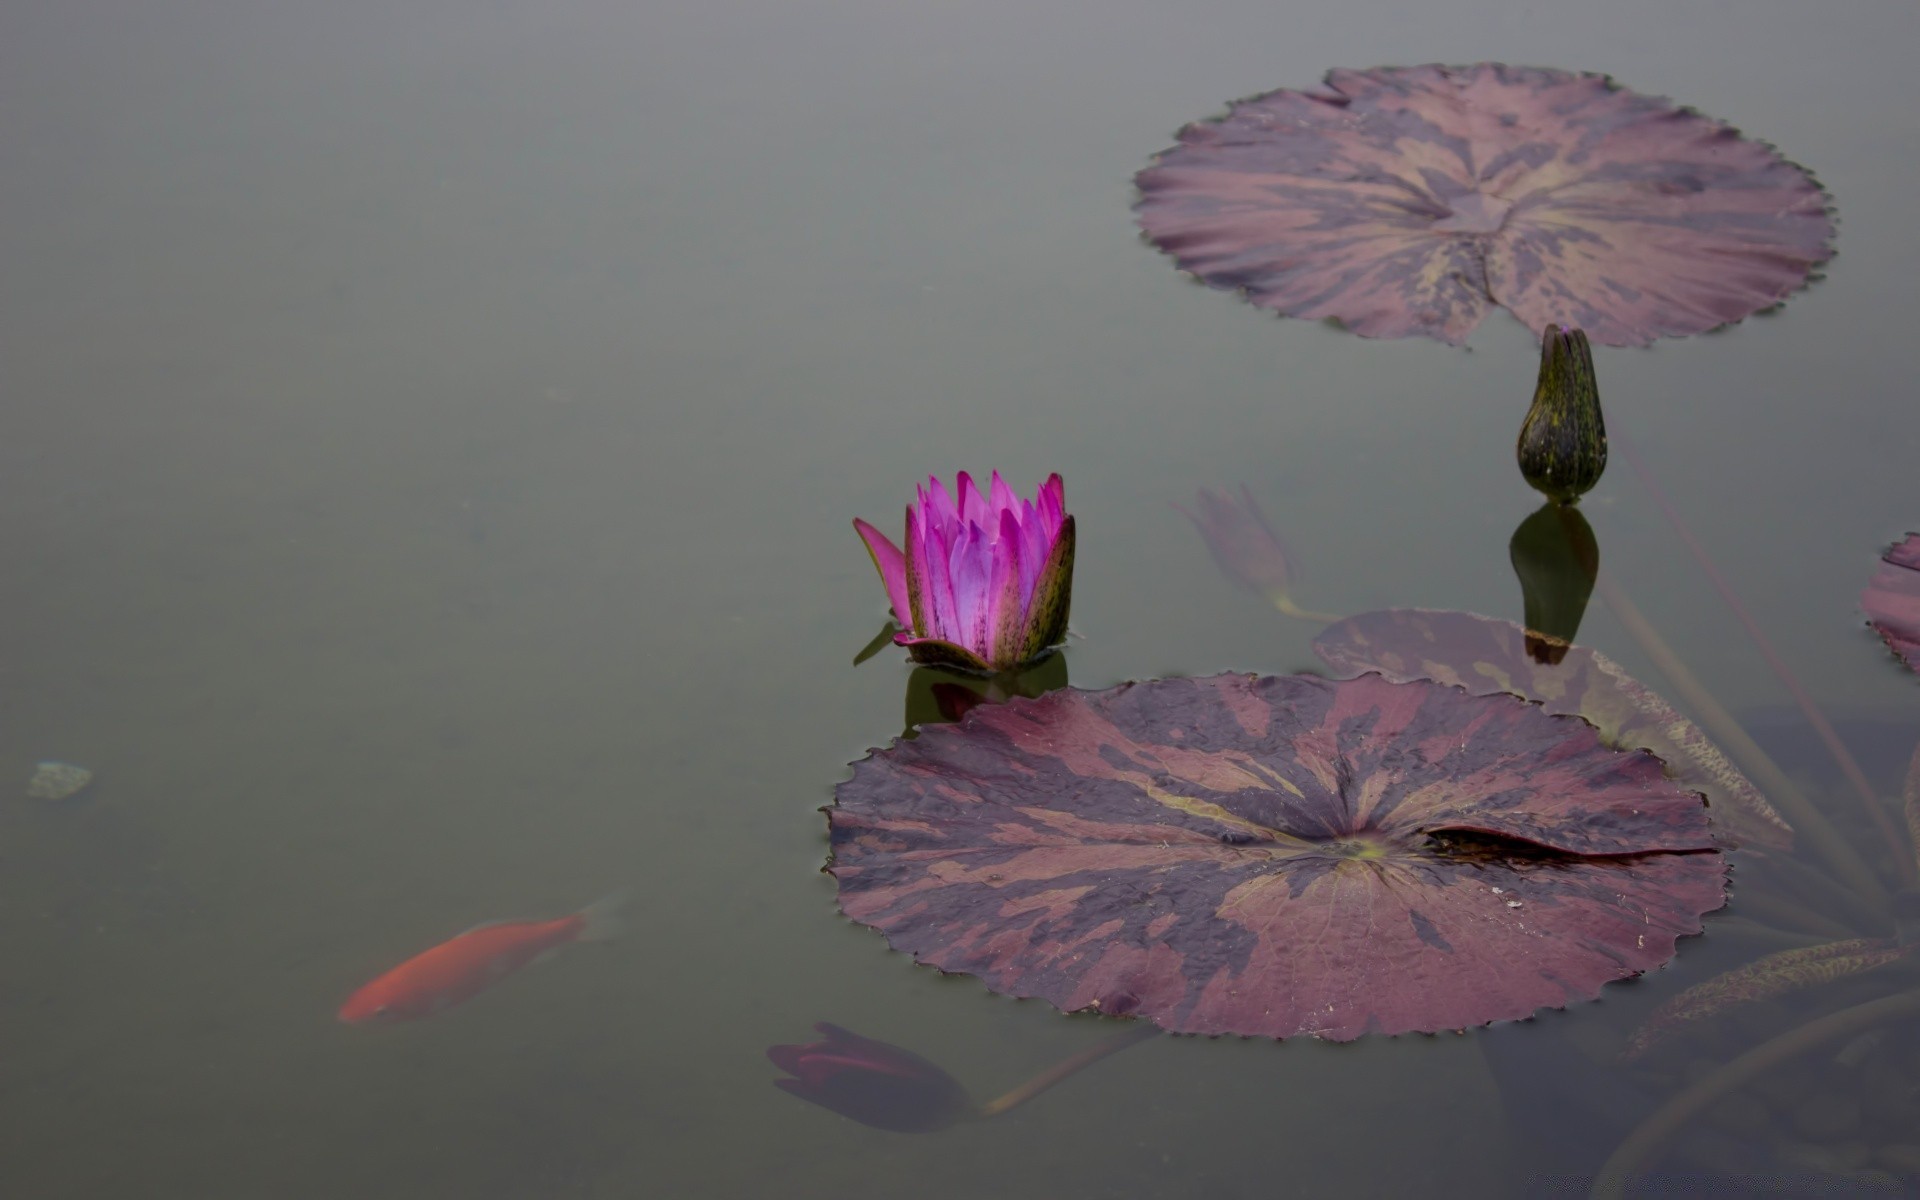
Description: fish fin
xmin=573 ymin=890 xmax=627 ymax=942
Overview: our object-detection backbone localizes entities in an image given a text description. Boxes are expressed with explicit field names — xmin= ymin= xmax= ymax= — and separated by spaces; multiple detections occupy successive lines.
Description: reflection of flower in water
xmin=903 ymin=656 xmax=1072 ymax=735
xmin=1177 ymin=486 xmax=1336 ymax=621
xmin=854 ymin=472 xmax=1074 ymax=673
xmin=767 ymin=1022 xmax=974 ymax=1133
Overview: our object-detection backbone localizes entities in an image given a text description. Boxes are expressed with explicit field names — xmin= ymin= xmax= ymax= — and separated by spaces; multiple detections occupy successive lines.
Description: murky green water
xmin=7 ymin=1 xmax=1920 ymax=1195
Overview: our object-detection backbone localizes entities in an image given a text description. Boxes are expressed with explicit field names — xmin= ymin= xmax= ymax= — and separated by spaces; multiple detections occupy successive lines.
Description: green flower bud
xmin=1517 ymin=325 xmax=1608 ymax=504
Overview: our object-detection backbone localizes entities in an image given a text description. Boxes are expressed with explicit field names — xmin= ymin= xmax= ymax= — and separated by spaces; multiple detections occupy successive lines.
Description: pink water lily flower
xmin=854 ymin=472 xmax=1075 ymax=673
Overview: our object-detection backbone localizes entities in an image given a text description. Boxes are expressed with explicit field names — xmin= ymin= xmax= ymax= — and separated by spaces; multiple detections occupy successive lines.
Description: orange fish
xmin=339 ymin=893 xmax=622 ymax=1023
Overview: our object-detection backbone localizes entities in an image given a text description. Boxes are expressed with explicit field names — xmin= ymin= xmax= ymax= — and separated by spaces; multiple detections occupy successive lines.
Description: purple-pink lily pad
xmin=1863 ymin=534 xmax=1920 ymax=674
xmin=1134 ymin=63 xmax=1834 ymax=346
xmin=830 ymin=672 xmax=1725 ymax=1041
xmin=1313 ymin=608 xmax=1793 ymax=852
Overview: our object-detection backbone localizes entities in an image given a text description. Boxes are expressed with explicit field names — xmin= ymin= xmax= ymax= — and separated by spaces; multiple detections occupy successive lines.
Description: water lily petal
xmin=902 ymin=504 xmax=931 ymax=637
xmin=853 ymin=518 xmax=913 ymax=626
xmin=947 ymin=521 xmax=993 ymax=654
xmin=1037 ymin=474 xmax=1065 ymax=534
xmin=1019 ymin=514 xmax=1075 ymax=661
xmin=985 ymin=509 xmax=1027 ymax=668
xmin=954 ymin=471 xmax=988 ymax=530
xmin=987 ymin=470 xmax=1018 ymax=520
xmin=919 ymin=518 xmax=959 ymax=641
xmin=922 ymin=476 xmax=958 ymax=527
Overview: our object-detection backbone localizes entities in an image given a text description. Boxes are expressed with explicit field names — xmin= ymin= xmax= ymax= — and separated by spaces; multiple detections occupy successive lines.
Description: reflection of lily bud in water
xmin=768 ymin=1022 xmax=976 ymax=1133
xmin=1517 ymin=325 xmax=1607 ymax=504
xmin=904 ymin=655 xmax=1070 ymax=734
xmin=1510 ymin=502 xmax=1599 ymax=665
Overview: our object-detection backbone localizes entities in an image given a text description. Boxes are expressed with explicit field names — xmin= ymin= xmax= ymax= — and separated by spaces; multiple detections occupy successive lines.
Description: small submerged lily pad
xmin=830 ymin=672 xmax=1725 ymax=1041
xmin=1134 ymin=63 xmax=1834 ymax=346
xmin=1863 ymin=533 xmax=1920 ymax=674
xmin=26 ymin=761 xmax=92 ymax=801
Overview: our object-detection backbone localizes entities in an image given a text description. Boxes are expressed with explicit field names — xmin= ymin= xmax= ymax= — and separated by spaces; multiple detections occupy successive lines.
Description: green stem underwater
xmin=1274 ymin=596 xmax=1344 ymax=624
xmin=1591 ymin=987 xmax=1920 ymax=1198
xmin=975 ymin=1023 xmax=1161 ymax=1119
xmin=1615 ymin=433 xmax=1911 ymax=882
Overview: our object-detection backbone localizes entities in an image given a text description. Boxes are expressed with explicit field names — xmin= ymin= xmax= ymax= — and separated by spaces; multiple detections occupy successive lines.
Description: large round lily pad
xmin=1312 ymin=607 xmax=1791 ymax=851
xmin=1863 ymin=533 xmax=1920 ymax=674
xmin=830 ymin=672 xmax=1725 ymax=1040
xmin=1134 ymin=63 xmax=1834 ymax=346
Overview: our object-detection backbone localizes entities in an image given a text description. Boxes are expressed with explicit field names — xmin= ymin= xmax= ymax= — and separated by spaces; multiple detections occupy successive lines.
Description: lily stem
xmin=976 ymin=1023 xmax=1161 ymax=1119
xmin=1595 ymin=571 xmax=1890 ymax=909
xmin=1273 ymin=596 xmax=1344 ymax=624
xmin=1590 ymin=986 xmax=1920 ymax=1198
xmin=1616 ymin=434 xmax=1910 ymax=882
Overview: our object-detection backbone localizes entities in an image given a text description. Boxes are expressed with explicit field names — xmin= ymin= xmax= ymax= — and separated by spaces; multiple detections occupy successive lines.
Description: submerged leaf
xmin=831 ymin=673 xmax=1725 ymax=1041
xmin=1622 ymin=939 xmax=1913 ymax=1061
xmin=768 ymin=1022 xmax=976 ymax=1132
xmin=1863 ymin=533 xmax=1920 ymax=675
xmin=1314 ymin=608 xmax=1792 ymax=851
xmin=1134 ymin=64 xmax=1834 ymax=346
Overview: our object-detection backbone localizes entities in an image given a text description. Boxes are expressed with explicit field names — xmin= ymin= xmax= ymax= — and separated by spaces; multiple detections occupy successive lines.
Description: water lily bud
xmin=854 ymin=472 xmax=1074 ymax=673
xmin=1517 ymin=325 xmax=1607 ymax=504
xmin=768 ymin=1022 xmax=977 ymax=1133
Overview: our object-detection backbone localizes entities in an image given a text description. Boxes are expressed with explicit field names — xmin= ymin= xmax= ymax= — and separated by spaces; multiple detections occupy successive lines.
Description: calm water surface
xmin=7 ymin=1 xmax=1920 ymax=1196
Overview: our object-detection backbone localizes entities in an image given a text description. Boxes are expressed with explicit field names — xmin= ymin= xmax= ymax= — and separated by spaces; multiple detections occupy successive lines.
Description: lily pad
xmin=830 ymin=672 xmax=1725 ymax=1040
xmin=1134 ymin=63 xmax=1834 ymax=346
xmin=1863 ymin=533 xmax=1920 ymax=674
xmin=1313 ymin=608 xmax=1792 ymax=852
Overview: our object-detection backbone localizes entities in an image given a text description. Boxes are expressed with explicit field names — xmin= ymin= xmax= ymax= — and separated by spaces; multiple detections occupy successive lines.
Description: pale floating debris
xmin=27 ymin=761 xmax=92 ymax=801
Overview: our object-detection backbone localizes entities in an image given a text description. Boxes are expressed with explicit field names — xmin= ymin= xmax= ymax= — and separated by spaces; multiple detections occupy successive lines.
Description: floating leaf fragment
xmin=1134 ymin=63 xmax=1834 ymax=346
xmin=1313 ymin=608 xmax=1792 ymax=851
xmin=1622 ymin=938 xmax=1914 ymax=1061
xmin=26 ymin=761 xmax=92 ymax=801
xmin=830 ymin=672 xmax=1725 ymax=1040
xmin=1863 ymin=534 xmax=1920 ymax=675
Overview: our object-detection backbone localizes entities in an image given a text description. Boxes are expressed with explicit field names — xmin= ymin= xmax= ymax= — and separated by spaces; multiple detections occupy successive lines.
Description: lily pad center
xmin=1431 ymin=190 xmax=1514 ymax=235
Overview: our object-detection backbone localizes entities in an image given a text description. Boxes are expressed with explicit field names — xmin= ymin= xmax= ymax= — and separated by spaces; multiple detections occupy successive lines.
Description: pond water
xmin=7 ymin=1 xmax=1920 ymax=1196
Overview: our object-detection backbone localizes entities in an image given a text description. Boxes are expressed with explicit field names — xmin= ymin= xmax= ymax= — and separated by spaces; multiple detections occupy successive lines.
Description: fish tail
xmin=573 ymin=890 xmax=627 ymax=942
